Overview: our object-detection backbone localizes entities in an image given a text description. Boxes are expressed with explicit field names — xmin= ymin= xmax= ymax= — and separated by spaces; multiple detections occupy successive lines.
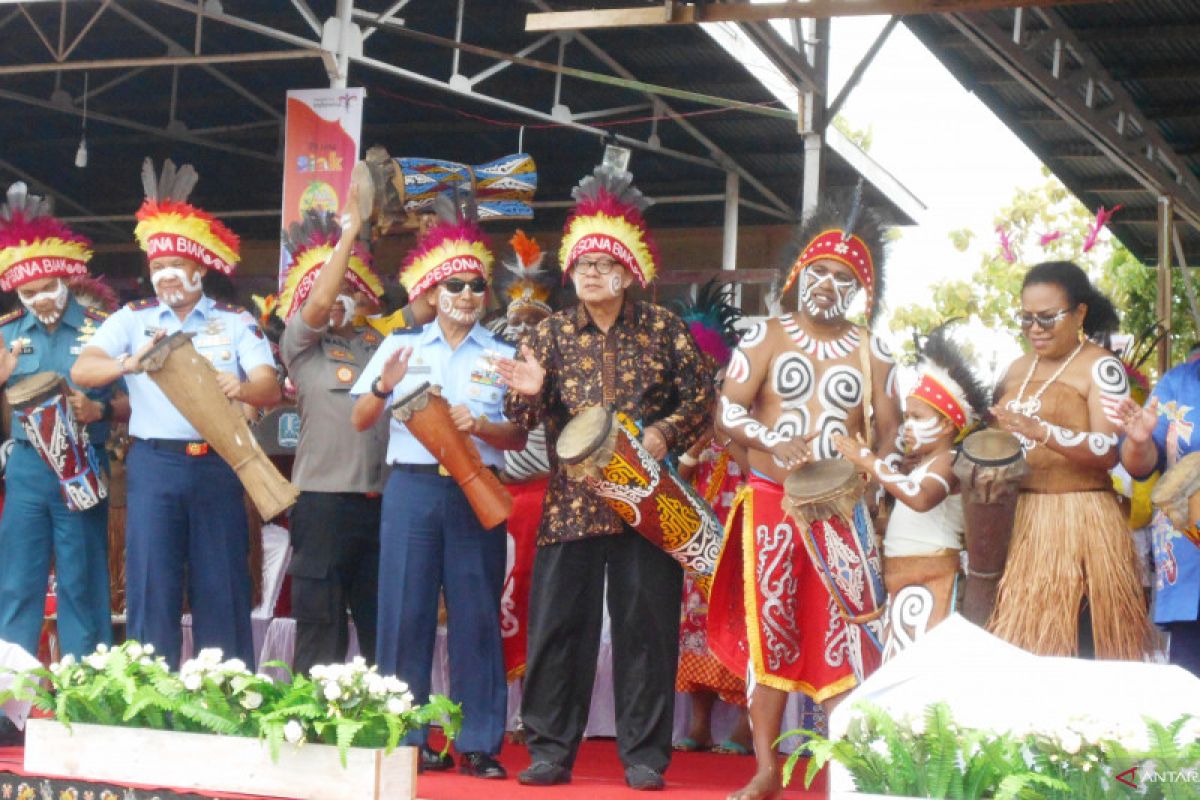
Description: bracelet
xmin=475 ymin=414 xmax=488 ymax=435
xmin=116 ymin=354 xmax=132 ymax=375
xmin=1039 ymin=423 xmax=1053 ymax=446
xmin=370 ymin=375 xmax=390 ymax=399
xmin=678 ymin=452 xmax=699 ymax=467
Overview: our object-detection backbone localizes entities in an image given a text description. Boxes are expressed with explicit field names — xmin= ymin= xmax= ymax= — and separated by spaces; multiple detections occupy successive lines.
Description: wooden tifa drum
xmin=140 ymin=332 xmax=299 ymax=521
xmin=557 ymin=406 xmax=724 ymax=597
xmin=391 ymin=381 xmax=513 ymax=529
xmin=782 ymin=459 xmax=885 ymax=628
xmin=7 ymin=371 xmax=107 ymax=512
xmin=951 ymin=429 xmax=1029 ymax=625
xmin=1152 ymin=450 xmax=1200 ymax=546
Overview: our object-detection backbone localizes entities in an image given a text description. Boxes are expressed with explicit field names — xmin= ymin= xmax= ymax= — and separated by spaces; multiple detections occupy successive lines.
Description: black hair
xmin=920 ymin=322 xmax=991 ymax=424
xmin=1021 ymin=260 xmax=1119 ymax=338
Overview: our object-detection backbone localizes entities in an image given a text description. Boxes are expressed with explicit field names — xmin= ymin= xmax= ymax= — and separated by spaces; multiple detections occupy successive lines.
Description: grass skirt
xmin=989 ymin=490 xmax=1149 ymax=659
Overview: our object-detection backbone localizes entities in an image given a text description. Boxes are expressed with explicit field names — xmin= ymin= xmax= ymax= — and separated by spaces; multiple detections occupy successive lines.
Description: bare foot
xmin=726 ymin=768 xmax=781 ymax=800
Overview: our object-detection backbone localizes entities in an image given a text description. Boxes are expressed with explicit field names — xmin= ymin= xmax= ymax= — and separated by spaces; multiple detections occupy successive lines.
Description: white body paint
xmin=20 ymin=279 xmax=69 ymax=324
xmin=151 ymin=266 xmax=203 ymax=306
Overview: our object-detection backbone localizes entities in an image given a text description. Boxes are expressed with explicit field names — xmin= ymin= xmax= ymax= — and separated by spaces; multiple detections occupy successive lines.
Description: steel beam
xmin=0 ymin=49 xmax=322 ymax=76
xmin=826 ymin=16 xmax=899 ymax=124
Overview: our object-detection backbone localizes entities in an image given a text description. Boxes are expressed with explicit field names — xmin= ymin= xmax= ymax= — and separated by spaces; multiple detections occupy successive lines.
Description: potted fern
xmin=781 ymin=700 xmax=1200 ymax=799
xmin=1 ymin=642 xmax=461 ymax=800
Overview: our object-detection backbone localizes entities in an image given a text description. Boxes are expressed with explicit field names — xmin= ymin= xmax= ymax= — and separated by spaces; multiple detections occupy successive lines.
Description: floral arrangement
xmin=0 ymin=641 xmax=461 ymax=767
xmin=782 ymin=701 xmax=1200 ymax=799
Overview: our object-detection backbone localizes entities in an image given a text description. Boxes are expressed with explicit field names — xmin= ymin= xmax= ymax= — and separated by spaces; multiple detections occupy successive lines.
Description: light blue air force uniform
xmin=351 ymin=321 xmax=514 ymax=755
xmin=86 ymin=294 xmax=277 ymax=668
xmin=0 ymin=297 xmax=116 ymax=659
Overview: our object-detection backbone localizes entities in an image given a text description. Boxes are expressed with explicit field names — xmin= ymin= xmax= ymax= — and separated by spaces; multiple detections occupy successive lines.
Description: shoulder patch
xmin=0 ymin=307 xmax=26 ymax=327
xmin=392 ymin=322 xmax=425 ymax=337
xmin=213 ymin=301 xmax=248 ymax=315
xmin=84 ymin=306 xmax=111 ymax=322
xmin=127 ymin=297 xmax=160 ymax=311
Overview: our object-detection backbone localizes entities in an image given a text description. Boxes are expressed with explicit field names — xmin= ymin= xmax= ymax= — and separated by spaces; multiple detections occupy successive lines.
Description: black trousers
xmin=521 ymin=531 xmax=683 ymax=773
xmin=288 ymin=491 xmax=381 ymax=676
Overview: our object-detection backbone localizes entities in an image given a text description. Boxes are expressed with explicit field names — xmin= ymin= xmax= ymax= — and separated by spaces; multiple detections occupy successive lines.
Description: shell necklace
xmin=1006 ymin=339 xmax=1086 ymax=418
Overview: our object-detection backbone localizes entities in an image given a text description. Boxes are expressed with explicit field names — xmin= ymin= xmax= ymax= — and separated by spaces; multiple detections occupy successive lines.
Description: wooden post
xmin=1157 ymin=195 xmax=1173 ymax=376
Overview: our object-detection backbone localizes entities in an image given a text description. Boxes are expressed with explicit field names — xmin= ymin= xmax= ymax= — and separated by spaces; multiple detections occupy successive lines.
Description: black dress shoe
xmin=459 ymin=751 xmax=507 ymax=779
xmin=418 ymin=745 xmax=454 ymax=773
xmin=517 ymin=760 xmax=571 ymax=786
xmin=624 ymin=764 xmax=665 ymax=791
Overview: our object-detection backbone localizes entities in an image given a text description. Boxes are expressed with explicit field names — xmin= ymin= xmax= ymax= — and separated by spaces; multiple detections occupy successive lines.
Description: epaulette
xmin=0 ymin=307 xmax=25 ymax=327
xmin=84 ymin=306 xmax=111 ymax=322
xmin=126 ymin=297 xmax=160 ymax=311
xmin=392 ymin=322 xmax=425 ymax=336
xmin=213 ymin=300 xmax=249 ymax=315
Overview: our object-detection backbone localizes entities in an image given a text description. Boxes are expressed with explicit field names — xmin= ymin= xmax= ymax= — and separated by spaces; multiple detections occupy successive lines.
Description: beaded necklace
xmin=1006 ymin=339 xmax=1086 ymax=418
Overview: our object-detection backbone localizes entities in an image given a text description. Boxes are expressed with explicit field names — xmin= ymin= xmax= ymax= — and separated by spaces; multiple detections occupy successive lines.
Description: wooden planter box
xmin=24 ymin=718 xmax=417 ymax=800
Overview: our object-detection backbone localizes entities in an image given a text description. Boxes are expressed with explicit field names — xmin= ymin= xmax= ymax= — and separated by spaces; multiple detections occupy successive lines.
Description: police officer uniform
xmin=86 ymin=294 xmax=275 ymax=667
xmin=0 ymin=298 xmax=116 ymax=658
xmin=352 ymin=311 xmax=514 ymax=757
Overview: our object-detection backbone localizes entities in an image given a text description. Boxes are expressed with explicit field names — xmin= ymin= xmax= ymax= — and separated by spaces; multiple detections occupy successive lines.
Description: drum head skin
xmin=6 ymin=371 xmax=63 ymax=406
xmin=784 ymin=458 xmax=856 ymax=501
xmin=557 ymin=406 xmax=612 ymax=465
xmin=393 ymin=381 xmax=433 ymax=410
xmin=961 ymin=429 xmax=1022 ymax=467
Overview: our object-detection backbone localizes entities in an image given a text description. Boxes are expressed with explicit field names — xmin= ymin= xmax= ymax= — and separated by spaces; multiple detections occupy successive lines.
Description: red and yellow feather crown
xmin=559 ymin=164 xmax=658 ymax=287
xmin=134 ymin=159 xmax=240 ymax=275
xmin=0 ymin=182 xmax=92 ymax=292
xmin=400 ymin=219 xmax=493 ymax=301
xmin=278 ymin=211 xmax=383 ymax=320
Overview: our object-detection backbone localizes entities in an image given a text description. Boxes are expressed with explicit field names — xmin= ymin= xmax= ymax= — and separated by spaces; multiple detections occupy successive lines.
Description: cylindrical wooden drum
xmin=7 ymin=371 xmax=107 ymax=512
xmin=140 ymin=332 xmax=299 ymax=521
xmin=1152 ymin=450 xmax=1200 ymax=546
xmin=782 ymin=459 xmax=885 ymax=626
xmin=557 ymin=406 xmax=724 ymax=596
xmin=951 ymin=429 xmax=1029 ymax=626
xmin=391 ymin=381 xmax=513 ymax=529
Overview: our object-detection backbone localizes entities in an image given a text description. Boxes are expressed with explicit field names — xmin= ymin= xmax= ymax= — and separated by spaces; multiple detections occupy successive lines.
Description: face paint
xmin=438 ymin=290 xmax=482 ymax=325
xmin=799 ymin=268 xmax=859 ymax=320
xmin=905 ymin=415 xmax=946 ymax=449
xmin=151 ymin=266 xmax=203 ymax=306
xmin=329 ymin=294 xmax=356 ymax=329
xmin=19 ymin=280 xmax=69 ymax=324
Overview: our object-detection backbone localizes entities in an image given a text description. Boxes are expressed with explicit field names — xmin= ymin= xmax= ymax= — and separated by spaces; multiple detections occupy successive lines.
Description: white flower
xmin=240 ymin=691 xmax=263 ymax=710
xmin=59 ymin=654 xmax=76 ymax=667
xmin=143 ymin=643 xmax=155 ymax=655
xmin=323 ymin=682 xmax=343 ymax=701
xmin=84 ymin=653 xmax=109 ymax=670
xmin=909 ymin=715 xmax=927 ymax=737
xmin=284 ymin=720 xmax=305 ymax=744
xmin=96 ymin=643 xmax=108 ymax=654
xmin=183 ymin=673 xmax=203 ymax=691
xmin=351 ymin=656 xmax=366 ymax=668
xmin=1058 ymin=730 xmax=1082 ymax=755
xmin=386 ymin=696 xmax=412 ymax=715
xmin=197 ymin=648 xmax=224 ymax=666
xmin=309 ymin=665 xmax=328 ymax=680
xmin=223 ymin=658 xmax=248 ymax=674
xmin=126 ymin=642 xmax=143 ymax=659
xmin=49 ymin=663 xmax=60 ymax=675
xmin=384 ymin=676 xmax=406 ymax=694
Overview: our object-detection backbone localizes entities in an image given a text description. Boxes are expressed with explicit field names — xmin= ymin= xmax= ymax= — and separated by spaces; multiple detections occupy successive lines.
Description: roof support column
xmin=800 ymin=17 xmax=830 ymax=222
xmin=723 ymin=171 xmax=742 ymax=307
xmin=332 ymin=0 xmax=353 ymax=88
xmin=1157 ymin=195 xmax=1173 ymax=375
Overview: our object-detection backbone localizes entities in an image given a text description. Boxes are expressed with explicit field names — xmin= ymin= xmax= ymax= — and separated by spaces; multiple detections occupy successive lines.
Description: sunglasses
xmin=1016 ymin=308 xmax=1071 ymax=331
xmin=442 ymin=277 xmax=488 ymax=294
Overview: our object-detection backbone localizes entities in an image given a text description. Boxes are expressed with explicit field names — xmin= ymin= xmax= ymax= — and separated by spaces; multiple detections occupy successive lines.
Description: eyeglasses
xmin=442 ymin=277 xmax=488 ymax=295
xmin=574 ymin=257 xmax=620 ymax=275
xmin=1016 ymin=308 xmax=1071 ymax=331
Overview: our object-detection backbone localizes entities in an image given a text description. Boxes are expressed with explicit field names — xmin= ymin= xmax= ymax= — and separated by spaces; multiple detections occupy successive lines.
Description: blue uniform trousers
xmin=125 ymin=441 xmax=254 ymax=669
xmin=0 ymin=442 xmax=111 ymax=658
xmin=377 ymin=470 xmax=506 ymax=755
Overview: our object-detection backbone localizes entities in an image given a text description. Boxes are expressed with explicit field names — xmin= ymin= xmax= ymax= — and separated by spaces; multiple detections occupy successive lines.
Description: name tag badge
xmin=195 ymin=335 xmax=232 ymax=349
xmin=408 ymin=365 xmax=432 ymax=375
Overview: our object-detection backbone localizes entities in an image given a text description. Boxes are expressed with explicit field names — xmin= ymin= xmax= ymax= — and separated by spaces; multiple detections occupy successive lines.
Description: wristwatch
xmin=370 ymin=375 xmax=391 ymax=399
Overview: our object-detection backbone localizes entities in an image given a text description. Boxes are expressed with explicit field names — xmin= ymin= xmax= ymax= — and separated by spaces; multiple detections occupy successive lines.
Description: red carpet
xmin=0 ymin=740 xmax=827 ymax=799
xmin=417 ymin=738 xmax=826 ymax=800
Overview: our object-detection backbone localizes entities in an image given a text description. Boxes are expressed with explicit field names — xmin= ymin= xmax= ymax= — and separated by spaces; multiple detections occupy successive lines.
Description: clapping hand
xmin=495 ymin=345 xmax=545 ymax=397
xmin=1114 ymin=396 xmax=1159 ymax=443
xmin=377 ymin=346 xmax=413 ymax=394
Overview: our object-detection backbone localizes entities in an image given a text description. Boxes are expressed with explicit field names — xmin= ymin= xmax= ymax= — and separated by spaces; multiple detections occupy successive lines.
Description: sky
xmin=824 ymin=16 xmax=1046 ymax=316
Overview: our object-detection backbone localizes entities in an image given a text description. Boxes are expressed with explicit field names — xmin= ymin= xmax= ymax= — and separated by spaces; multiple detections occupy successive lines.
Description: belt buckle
xmin=186 ymin=442 xmax=209 ymax=457
xmin=437 ymin=464 xmax=450 ymax=477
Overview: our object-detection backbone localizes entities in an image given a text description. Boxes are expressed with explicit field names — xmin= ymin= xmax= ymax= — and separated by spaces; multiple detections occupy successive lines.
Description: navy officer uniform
xmin=85 ymin=295 xmax=275 ymax=667
xmin=0 ymin=298 xmax=116 ymax=658
xmin=351 ymin=320 xmax=514 ymax=757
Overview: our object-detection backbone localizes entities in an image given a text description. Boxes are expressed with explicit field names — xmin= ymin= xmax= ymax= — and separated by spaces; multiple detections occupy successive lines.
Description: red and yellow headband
xmin=400 ymin=220 xmax=493 ymax=301
xmin=560 ymin=192 xmax=658 ymax=287
xmin=0 ymin=207 xmax=92 ymax=292
xmin=782 ymin=229 xmax=876 ymax=314
xmin=909 ymin=367 xmax=971 ymax=432
xmin=278 ymin=241 xmax=383 ymax=321
xmin=135 ymin=199 xmax=240 ymax=275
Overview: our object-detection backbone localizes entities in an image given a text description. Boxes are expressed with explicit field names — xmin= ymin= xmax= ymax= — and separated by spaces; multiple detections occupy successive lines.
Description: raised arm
xmin=301 ymin=186 xmax=363 ymax=330
xmin=836 ymin=434 xmax=955 ymax=512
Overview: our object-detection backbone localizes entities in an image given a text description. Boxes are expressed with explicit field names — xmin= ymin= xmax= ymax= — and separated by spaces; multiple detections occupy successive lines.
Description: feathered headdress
xmin=399 ymin=190 xmax=493 ymax=301
xmin=0 ymin=182 xmax=93 ymax=292
xmin=277 ymin=210 xmax=383 ymax=321
xmin=494 ymin=230 xmax=560 ymax=318
xmin=909 ymin=322 xmax=989 ymax=435
xmin=559 ymin=163 xmax=659 ymax=287
xmin=134 ymin=158 xmax=240 ymax=274
xmin=68 ymin=275 xmax=119 ymax=312
xmin=673 ymin=280 xmax=743 ymax=368
xmin=777 ymin=182 xmax=887 ymax=324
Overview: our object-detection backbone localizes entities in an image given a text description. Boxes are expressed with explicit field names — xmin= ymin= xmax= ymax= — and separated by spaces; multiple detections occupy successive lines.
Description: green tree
xmin=889 ymin=171 xmax=1199 ymax=374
